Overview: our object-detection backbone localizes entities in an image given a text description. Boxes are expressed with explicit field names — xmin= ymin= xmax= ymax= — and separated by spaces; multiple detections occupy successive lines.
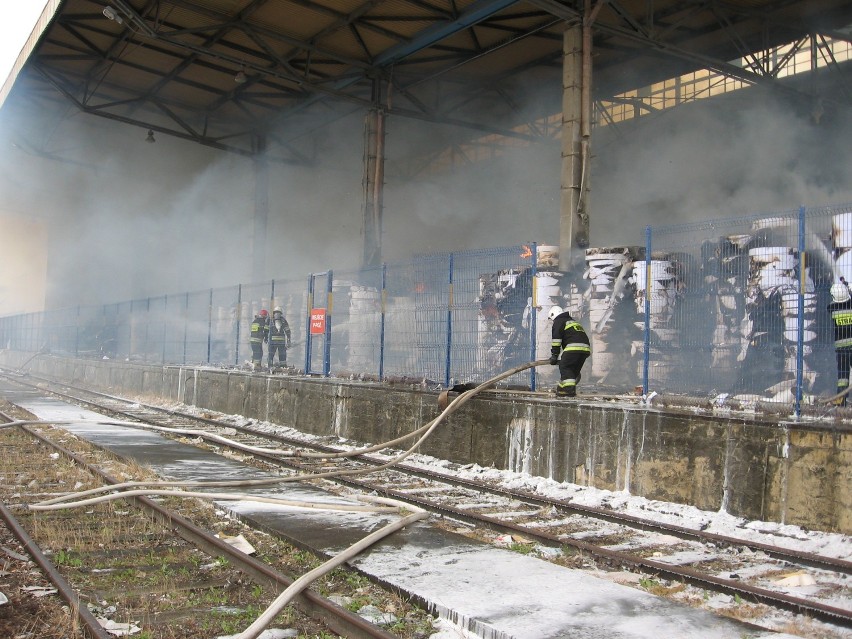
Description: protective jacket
xmin=550 ymin=311 xmax=591 ymax=358
xmin=250 ymin=315 xmax=269 ymax=343
xmin=829 ymin=298 xmax=852 ymax=349
xmin=268 ymin=314 xmax=291 ymax=346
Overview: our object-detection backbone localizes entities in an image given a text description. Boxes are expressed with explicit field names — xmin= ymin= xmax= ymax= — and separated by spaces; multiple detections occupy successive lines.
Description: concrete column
xmin=559 ymin=23 xmax=591 ymax=271
xmin=252 ymin=134 xmax=268 ymax=282
xmin=362 ymin=78 xmax=386 ymax=268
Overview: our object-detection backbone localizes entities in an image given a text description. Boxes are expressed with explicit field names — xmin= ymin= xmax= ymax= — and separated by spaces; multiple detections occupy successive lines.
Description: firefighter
xmin=249 ymin=309 xmax=269 ymax=371
xmin=828 ymin=281 xmax=852 ymax=406
xmin=547 ymin=305 xmax=591 ymax=397
xmin=268 ymin=306 xmax=291 ymax=368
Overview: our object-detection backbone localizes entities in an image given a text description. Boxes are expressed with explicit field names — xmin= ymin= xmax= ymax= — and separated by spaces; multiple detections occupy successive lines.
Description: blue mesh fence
xmin=184 ymin=291 xmax=210 ymax=365
xmin=270 ymin=278 xmax=306 ymax=371
xmin=210 ymin=285 xmax=240 ymax=366
xmin=412 ymin=253 xmax=451 ymax=384
xmin=381 ymin=259 xmax=423 ymax=380
xmin=4 ymin=203 xmax=852 ymax=411
xmin=328 ymin=266 xmax=384 ymax=379
xmin=450 ymin=245 xmax=537 ymax=388
xmin=636 ymin=203 xmax=852 ymax=403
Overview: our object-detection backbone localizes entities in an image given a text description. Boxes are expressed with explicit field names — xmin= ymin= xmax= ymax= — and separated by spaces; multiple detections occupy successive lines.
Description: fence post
xmin=235 ymin=284 xmax=242 ymax=367
xmin=307 ymin=275 xmax=314 ymax=374
xmin=379 ymin=263 xmax=387 ymax=380
xmin=796 ymin=206 xmax=806 ymax=418
xmin=324 ymin=271 xmax=333 ymax=377
xmin=142 ymin=299 xmax=149 ymax=362
xmin=445 ymin=253 xmax=454 ymax=388
xmin=643 ymin=226 xmax=652 ymax=395
xmin=183 ymin=292 xmax=189 ymax=365
xmin=530 ymin=242 xmax=538 ymax=391
xmin=207 ymin=289 xmax=213 ymax=364
xmin=35 ymin=309 xmax=42 ymax=352
xmin=127 ymin=300 xmax=133 ymax=360
xmin=162 ymin=295 xmax=168 ymax=365
xmin=75 ymin=305 xmax=80 ymax=356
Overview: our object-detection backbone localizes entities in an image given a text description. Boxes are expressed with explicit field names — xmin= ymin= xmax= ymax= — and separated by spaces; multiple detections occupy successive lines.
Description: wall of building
xmin=0 ymin=213 xmax=46 ymax=315
xmin=1 ymin=350 xmax=848 ymax=534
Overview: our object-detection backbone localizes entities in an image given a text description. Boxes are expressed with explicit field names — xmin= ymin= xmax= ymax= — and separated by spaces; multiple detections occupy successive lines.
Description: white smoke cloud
xmin=1 ymin=75 xmax=851 ymax=313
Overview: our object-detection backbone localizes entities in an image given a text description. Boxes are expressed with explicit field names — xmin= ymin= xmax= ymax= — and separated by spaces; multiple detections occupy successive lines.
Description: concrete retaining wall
xmin=3 ymin=351 xmax=850 ymax=533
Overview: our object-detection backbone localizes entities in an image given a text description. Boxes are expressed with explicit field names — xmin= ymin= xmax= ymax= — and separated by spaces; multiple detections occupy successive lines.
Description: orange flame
xmin=520 ymin=245 xmax=532 ymax=258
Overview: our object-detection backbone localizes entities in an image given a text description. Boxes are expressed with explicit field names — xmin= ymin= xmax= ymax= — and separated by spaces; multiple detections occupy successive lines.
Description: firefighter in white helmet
xmin=547 ymin=305 xmax=591 ymax=397
xmin=828 ymin=280 xmax=852 ymax=405
xmin=268 ymin=306 xmax=291 ymax=368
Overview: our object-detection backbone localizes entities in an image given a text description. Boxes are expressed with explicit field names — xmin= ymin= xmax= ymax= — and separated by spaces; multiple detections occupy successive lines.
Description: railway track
xmin=0 ymin=397 xmax=434 ymax=639
xmin=2 ymin=369 xmax=851 ymax=638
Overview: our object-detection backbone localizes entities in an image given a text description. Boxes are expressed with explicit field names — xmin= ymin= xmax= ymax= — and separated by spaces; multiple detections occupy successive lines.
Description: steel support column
xmin=559 ymin=24 xmax=587 ymax=269
xmin=362 ymin=79 xmax=386 ymax=268
xmin=252 ymin=134 xmax=269 ymax=282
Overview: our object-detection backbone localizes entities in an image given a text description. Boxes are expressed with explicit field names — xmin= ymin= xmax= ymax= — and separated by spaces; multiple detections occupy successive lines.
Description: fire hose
xmin=24 ymin=359 xmax=551 ymax=638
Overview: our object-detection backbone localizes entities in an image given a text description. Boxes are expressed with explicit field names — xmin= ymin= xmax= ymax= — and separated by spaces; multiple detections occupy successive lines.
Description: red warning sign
xmin=310 ymin=308 xmax=326 ymax=335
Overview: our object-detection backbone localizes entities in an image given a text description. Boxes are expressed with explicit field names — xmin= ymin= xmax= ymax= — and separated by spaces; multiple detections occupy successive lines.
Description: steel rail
xmin=4 ymin=371 xmax=852 ymax=627
xmin=0 ymin=499 xmax=114 ymax=639
xmin=0 ymin=408 xmax=397 ymax=639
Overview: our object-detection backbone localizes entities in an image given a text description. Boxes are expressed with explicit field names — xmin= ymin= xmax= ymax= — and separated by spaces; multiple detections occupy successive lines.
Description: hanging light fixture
xmin=234 ymin=68 xmax=248 ymax=84
xmin=102 ymin=6 xmax=124 ymax=24
xmin=145 ymin=129 xmax=155 ymax=143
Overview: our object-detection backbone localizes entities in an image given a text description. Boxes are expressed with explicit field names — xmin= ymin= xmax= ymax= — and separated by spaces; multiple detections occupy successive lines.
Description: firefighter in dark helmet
xmin=547 ymin=305 xmax=591 ymax=397
xmin=249 ymin=309 xmax=269 ymax=371
xmin=829 ymin=281 xmax=852 ymax=406
xmin=267 ymin=306 xmax=291 ymax=368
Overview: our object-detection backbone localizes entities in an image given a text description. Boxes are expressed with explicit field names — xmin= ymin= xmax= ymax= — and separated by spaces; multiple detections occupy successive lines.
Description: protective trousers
xmin=268 ymin=343 xmax=287 ymax=366
xmin=250 ymin=341 xmax=264 ymax=367
xmin=557 ymin=351 xmax=589 ymax=397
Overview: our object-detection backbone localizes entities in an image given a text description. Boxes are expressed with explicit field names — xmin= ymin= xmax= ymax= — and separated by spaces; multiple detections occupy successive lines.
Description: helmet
xmin=273 ymin=306 xmax=283 ymax=314
xmin=259 ymin=309 xmax=268 ymax=317
xmin=831 ymin=283 xmax=850 ymax=303
xmin=547 ymin=306 xmax=563 ymax=321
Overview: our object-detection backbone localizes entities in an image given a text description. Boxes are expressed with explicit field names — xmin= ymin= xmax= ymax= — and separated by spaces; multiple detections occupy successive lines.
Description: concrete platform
xmin=1 ymin=351 xmax=849 ymax=534
xmin=4 ymin=387 xmax=799 ymax=639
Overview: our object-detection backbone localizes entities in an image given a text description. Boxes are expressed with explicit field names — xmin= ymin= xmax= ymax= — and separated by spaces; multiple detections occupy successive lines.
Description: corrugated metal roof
xmin=3 ymin=0 xmax=851 ymax=158
xmin=0 ymin=0 xmax=63 ymax=108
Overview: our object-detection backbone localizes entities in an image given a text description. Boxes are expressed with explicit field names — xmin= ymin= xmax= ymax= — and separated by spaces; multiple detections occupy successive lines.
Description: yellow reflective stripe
xmin=562 ymin=344 xmax=590 ymax=353
xmin=833 ymin=311 xmax=852 ymax=326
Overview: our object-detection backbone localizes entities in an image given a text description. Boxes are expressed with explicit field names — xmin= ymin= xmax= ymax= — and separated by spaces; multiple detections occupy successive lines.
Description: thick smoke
xmin=1 ymin=69 xmax=851 ymax=315
xmin=591 ymin=88 xmax=852 ymax=242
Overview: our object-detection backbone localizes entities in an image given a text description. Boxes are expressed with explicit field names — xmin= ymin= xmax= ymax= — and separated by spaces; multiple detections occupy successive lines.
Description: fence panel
xmin=3 ymin=200 xmax=851 ymax=406
xmin=180 ymin=290 xmax=209 ymax=365
xmin=42 ymin=307 xmax=73 ymax=356
xmin=380 ymin=254 xmax=450 ymax=383
xmin=328 ymin=266 xmax=383 ymax=379
xmin=450 ymin=245 xmax=536 ymax=388
xmin=645 ymin=206 xmax=841 ymax=400
xmin=208 ymin=285 xmax=240 ymax=366
xmin=270 ymin=278 xmax=307 ymax=371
